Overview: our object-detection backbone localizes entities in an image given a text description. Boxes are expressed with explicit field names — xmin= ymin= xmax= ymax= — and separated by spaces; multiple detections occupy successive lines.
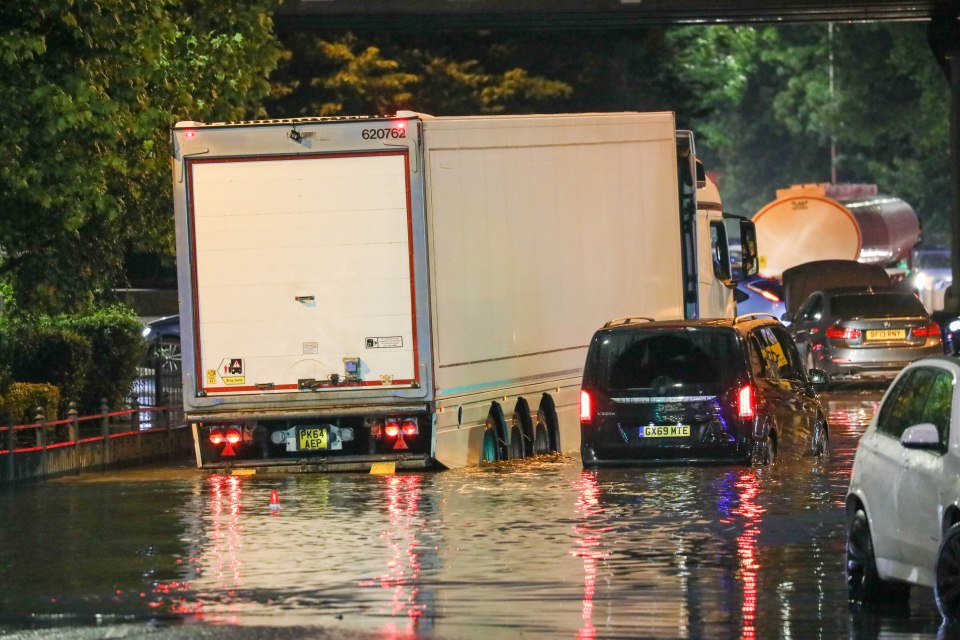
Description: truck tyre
xmin=538 ymin=394 xmax=561 ymax=453
xmin=509 ymin=426 xmax=524 ymax=459
xmin=513 ymin=399 xmax=534 ymax=458
xmin=485 ymin=403 xmax=509 ymax=462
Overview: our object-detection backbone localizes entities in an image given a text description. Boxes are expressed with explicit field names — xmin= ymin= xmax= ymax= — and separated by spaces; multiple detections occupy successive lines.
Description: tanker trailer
xmin=752 ymin=183 xmax=921 ymax=278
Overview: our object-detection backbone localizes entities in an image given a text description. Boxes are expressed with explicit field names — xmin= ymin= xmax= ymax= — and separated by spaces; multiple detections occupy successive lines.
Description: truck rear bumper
xmin=201 ymin=453 xmax=434 ymax=474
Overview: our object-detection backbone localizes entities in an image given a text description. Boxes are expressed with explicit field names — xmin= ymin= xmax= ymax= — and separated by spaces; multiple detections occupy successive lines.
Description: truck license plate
xmin=866 ymin=329 xmax=905 ymax=341
xmin=298 ymin=427 xmax=328 ymax=451
xmin=640 ymin=425 xmax=690 ymax=438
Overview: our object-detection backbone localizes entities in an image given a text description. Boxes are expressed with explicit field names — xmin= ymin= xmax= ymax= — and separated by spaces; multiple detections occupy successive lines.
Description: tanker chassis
xmin=171 ymin=111 xmax=755 ymax=472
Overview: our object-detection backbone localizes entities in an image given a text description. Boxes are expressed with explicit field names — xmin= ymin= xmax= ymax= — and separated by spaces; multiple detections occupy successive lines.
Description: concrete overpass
xmin=275 ymin=1 xmax=956 ymax=29
xmin=275 ymin=0 xmax=960 ymax=309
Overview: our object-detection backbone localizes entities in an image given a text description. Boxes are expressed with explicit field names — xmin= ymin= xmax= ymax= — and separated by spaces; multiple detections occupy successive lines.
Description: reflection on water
xmin=0 ymin=389 xmax=951 ymax=639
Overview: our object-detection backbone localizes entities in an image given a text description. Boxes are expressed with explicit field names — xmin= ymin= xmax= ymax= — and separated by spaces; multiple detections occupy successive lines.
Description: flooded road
xmin=0 ymin=388 xmax=953 ymax=639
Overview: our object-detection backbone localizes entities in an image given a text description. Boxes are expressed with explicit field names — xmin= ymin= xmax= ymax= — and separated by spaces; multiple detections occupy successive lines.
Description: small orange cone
xmin=393 ymin=432 xmax=409 ymax=450
xmin=269 ymin=489 xmax=280 ymax=513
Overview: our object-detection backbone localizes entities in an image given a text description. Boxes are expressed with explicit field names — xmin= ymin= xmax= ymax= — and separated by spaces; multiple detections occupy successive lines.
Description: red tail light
xmin=209 ymin=430 xmax=225 ymax=445
xmin=401 ymin=419 xmax=418 ymax=436
xmin=825 ymin=324 xmax=861 ymax=340
xmin=738 ymin=385 xmax=755 ymax=419
xmin=225 ymin=429 xmax=242 ymax=444
xmin=913 ymin=322 xmax=942 ymax=339
xmin=579 ymin=390 xmax=592 ymax=424
xmin=384 ymin=419 xmax=400 ymax=438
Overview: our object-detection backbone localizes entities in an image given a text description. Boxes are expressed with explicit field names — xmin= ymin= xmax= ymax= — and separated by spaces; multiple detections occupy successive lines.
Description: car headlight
xmin=949 ymin=320 xmax=960 ymax=333
xmin=142 ymin=327 xmax=152 ymax=338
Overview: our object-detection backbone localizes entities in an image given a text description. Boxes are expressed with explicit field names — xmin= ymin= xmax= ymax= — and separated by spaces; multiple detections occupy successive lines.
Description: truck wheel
xmin=513 ymin=400 xmax=534 ymax=458
xmin=484 ymin=404 xmax=509 ymax=462
xmin=533 ymin=423 xmax=550 ymax=455
xmin=538 ymin=395 xmax=561 ymax=453
xmin=509 ymin=426 xmax=525 ymax=459
xmin=481 ymin=429 xmax=498 ymax=463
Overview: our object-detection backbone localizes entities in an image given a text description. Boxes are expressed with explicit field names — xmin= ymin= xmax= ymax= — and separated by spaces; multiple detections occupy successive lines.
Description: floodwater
xmin=0 ymin=388 xmax=955 ymax=640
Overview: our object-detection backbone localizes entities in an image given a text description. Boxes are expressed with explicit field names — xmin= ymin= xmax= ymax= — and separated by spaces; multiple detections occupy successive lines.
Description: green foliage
xmin=0 ymin=306 xmax=145 ymax=415
xmin=666 ymin=23 xmax=950 ymax=240
xmin=268 ymin=31 xmax=573 ymax=117
xmin=0 ymin=382 xmax=60 ymax=426
xmin=0 ymin=0 xmax=282 ymax=316
xmin=61 ymin=306 xmax=146 ymax=412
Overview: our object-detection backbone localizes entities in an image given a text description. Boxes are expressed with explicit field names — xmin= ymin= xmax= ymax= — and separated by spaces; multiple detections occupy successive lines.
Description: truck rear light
xmin=225 ymin=429 xmax=242 ymax=445
xmin=913 ymin=322 xmax=942 ymax=339
xmin=209 ymin=430 xmax=225 ymax=445
xmin=738 ymin=385 xmax=755 ymax=419
xmin=370 ymin=422 xmax=383 ymax=438
xmin=825 ymin=324 xmax=861 ymax=340
xmin=384 ymin=419 xmax=400 ymax=438
xmin=579 ymin=390 xmax=592 ymax=424
xmin=401 ymin=419 xmax=418 ymax=436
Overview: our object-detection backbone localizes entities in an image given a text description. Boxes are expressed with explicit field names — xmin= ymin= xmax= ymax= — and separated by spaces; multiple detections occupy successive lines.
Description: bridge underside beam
xmin=275 ymin=0 xmax=954 ymax=32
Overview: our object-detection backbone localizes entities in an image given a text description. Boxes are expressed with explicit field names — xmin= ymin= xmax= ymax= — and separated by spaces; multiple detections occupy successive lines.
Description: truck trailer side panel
xmin=421 ymin=113 xmax=684 ymax=468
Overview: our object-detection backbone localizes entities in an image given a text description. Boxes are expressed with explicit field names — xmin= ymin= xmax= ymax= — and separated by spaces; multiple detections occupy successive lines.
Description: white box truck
xmin=170 ymin=111 xmax=756 ymax=472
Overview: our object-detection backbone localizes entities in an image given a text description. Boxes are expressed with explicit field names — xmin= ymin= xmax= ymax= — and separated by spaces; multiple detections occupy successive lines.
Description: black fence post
xmin=100 ymin=398 xmax=111 ymax=468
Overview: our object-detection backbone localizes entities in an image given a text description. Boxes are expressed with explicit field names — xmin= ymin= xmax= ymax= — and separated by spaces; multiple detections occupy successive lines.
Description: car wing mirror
xmin=807 ymin=368 xmax=829 ymax=388
xmin=781 ymin=311 xmax=795 ymax=323
xmin=900 ymin=422 xmax=942 ymax=450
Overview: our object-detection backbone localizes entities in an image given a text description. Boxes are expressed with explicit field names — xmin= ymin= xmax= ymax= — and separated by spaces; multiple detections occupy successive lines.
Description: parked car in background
xmin=784 ymin=286 xmax=942 ymax=381
xmin=579 ymin=314 xmax=829 ymax=467
xmin=734 ymin=275 xmax=787 ymax=324
xmin=142 ymin=314 xmax=181 ymax=372
xmin=845 ymin=356 xmax=960 ymax=620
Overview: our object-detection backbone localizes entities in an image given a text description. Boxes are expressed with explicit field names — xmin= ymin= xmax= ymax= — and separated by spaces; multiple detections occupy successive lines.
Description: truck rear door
xmin=183 ymin=146 xmax=421 ymax=397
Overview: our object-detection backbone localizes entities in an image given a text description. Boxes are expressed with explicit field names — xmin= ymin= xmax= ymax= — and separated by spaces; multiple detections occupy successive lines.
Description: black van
xmin=579 ymin=315 xmax=829 ymax=467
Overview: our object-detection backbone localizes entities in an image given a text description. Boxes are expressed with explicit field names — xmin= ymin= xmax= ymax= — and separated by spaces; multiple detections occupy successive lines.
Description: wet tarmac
xmin=0 ymin=386 xmax=957 ymax=639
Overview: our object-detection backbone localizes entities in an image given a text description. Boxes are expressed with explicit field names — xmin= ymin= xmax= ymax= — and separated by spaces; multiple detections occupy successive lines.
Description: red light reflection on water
xmin=733 ymin=471 xmax=764 ymax=640
xmin=572 ymin=471 xmax=609 ymax=640
xmin=358 ymin=474 xmax=426 ymax=638
xmin=208 ymin=474 xmax=244 ymax=591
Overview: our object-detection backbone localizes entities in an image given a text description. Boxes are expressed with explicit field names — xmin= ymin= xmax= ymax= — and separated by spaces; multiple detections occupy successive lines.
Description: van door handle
xmin=295 ymin=295 xmax=315 ymax=303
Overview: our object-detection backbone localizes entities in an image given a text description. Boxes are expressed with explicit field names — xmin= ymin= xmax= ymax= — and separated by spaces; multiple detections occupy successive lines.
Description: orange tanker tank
xmin=752 ymin=183 xmax=921 ymax=278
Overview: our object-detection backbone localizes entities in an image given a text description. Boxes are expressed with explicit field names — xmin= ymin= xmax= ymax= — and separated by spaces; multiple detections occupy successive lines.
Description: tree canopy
xmin=0 ymin=13 xmax=951 ymax=318
xmin=0 ymin=1 xmax=282 ymax=315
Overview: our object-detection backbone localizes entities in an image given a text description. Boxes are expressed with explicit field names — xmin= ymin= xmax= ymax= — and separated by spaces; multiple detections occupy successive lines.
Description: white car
xmin=845 ymin=356 xmax=960 ymax=619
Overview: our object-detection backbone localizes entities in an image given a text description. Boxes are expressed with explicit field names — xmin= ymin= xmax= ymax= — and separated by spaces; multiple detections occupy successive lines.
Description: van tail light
xmin=738 ymin=385 xmax=755 ymax=419
xmin=579 ymin=390 xmax=593 ymax=424
xmin=825 ymin=324 xmax=861 ymax=340
xmin=913 ymin=322 xmax=942 ymax=340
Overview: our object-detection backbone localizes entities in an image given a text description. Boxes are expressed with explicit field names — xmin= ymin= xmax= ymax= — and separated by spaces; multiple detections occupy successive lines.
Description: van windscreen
xmin=588 ymin=328 xmax=740 ymax=391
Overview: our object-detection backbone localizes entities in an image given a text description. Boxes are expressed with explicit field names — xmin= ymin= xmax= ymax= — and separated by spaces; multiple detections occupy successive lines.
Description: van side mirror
xmin=808 ymin=368 xmax=829 ymax=388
